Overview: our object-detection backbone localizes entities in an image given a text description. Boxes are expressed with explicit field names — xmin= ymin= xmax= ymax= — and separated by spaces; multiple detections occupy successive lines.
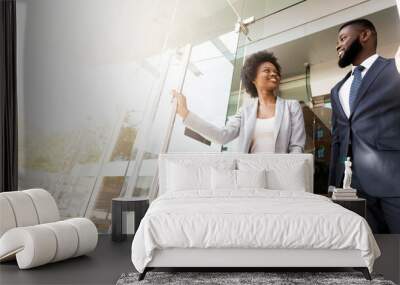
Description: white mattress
xmin=131 ymin=190 xmax=380 ymax=273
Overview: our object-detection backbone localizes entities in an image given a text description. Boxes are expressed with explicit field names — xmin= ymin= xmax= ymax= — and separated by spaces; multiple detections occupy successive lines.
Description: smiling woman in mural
xmin=173 ymin=50 xmax=306 ymax=153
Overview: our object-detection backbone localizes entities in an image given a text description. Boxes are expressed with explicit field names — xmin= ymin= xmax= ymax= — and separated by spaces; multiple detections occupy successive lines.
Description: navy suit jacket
xmin=329 ymin=56 xmax=400 ymax=197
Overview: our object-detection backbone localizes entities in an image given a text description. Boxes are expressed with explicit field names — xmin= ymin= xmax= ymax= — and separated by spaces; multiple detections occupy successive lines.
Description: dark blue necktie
xmin=349 ymin=65 xmax=365 ymax=114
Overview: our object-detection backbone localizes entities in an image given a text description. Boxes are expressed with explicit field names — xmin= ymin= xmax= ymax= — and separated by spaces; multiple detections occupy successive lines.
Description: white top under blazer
xmin=250 ymin=117 xmax=275 ymax=153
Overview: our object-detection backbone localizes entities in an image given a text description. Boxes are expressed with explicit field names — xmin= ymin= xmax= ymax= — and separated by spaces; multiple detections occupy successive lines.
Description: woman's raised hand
xmin=395 ymin=45 xmax=400 ymax=73
xmin=172 ymin=89 xmax=189 ymax=119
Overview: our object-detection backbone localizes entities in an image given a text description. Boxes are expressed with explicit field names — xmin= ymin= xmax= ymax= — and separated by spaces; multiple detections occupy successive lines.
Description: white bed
xmin=131 ymin=153 xmax=380 ymax=280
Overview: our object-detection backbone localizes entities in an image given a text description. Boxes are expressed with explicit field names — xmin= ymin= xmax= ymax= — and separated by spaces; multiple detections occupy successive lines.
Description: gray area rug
xmin=116 ymin=272 xmax=396 ymax=285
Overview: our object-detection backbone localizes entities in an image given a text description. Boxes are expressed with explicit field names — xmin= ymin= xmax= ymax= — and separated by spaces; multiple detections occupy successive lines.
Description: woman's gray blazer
xmin=183 ymin=97 xmax=306 ymax=153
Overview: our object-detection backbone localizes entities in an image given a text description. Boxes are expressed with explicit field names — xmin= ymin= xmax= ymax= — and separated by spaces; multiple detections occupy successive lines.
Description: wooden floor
xmin=1 ymin=235 xmax=399 ymax=285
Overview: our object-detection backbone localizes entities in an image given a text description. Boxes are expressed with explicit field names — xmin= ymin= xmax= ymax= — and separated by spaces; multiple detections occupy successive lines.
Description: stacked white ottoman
xmin=0 ymin=189 xmax=98 ymax=269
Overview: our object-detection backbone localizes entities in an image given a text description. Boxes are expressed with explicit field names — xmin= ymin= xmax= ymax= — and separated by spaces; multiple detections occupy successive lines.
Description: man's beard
xmin=338 ymin=38 xmax=362 ymax=68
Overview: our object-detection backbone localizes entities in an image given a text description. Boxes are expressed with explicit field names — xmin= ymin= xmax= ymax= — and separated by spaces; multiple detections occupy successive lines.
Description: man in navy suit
xmin=329 ymin=19 xmax=400 ymax=234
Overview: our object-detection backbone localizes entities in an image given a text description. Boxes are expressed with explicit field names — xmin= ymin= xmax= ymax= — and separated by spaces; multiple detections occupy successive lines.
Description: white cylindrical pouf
xmin=1 ymin=192 xmax=39 ymax=227
xmin=65 ymin=218 xmax=98 ymax=257
xmin=24 ymin=189 xmax=60 ymax=223
xmin=0 ymin=189 xmax=98 ymax=269
xmin=42 ymin=221 xmax=79 ymax=262
xmin=0 ymin=196 xmax=17 ymax=237
xmin=0 ymin=226 xmax=58 ymax=269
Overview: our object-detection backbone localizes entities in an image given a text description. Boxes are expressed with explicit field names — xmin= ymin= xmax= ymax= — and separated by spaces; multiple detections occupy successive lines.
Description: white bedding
xmin=131 ymin=190 xmax=380 ymax=273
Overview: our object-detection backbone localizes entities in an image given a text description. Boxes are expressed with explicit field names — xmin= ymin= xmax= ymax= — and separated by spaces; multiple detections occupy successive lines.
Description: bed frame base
xmin=137 ymin=248 xmax=372 ymax=281
xmin=138 ymin=267 xmax=371 ymax=281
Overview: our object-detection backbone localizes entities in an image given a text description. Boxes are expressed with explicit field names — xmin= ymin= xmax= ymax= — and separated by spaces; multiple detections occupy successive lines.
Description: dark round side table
xmin=111 ymin=197 xmax=149 ymax=242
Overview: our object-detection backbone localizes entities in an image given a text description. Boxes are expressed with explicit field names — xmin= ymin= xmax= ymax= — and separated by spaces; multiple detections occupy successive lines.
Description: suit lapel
xmin=273 ymin=96 xmax=284 ymax=146
xmin=332 ymin=72 xmax=351 ymax=120
xmin=350 ymin=56 xmax=389 ymax=118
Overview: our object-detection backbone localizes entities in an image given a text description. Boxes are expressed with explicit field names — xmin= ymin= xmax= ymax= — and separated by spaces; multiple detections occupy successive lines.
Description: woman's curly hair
xmin=241 ymin=51 xmax=281 ymax=98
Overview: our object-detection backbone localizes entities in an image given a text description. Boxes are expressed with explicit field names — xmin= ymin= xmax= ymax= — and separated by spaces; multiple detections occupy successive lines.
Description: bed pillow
xmin=267 ymin=162 xmax=306 ymax=191
xmin=211 ymin=168 xmax=236 ymax=190
xmin=236 ymin=169 xmax=267 ymax=189
xmin=211 ymin=168 xmax=267 ymax=190
xmin=167 ymin=162 xmax=207 ymax=191
xmin=237 ymin=159 xmax=307 ymax=191
xmin=166 ymin=160 xmax=235 ymax=192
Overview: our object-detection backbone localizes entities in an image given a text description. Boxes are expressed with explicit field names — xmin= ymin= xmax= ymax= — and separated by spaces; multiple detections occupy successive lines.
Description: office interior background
xmin=15 ymin=0 xmax=400 ymax=232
